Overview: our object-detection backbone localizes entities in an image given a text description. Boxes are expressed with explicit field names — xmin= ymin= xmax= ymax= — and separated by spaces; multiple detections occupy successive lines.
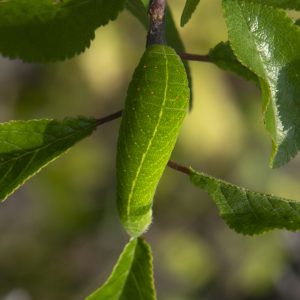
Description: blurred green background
xmin=1 ymin=1 xmax=300 ymax=299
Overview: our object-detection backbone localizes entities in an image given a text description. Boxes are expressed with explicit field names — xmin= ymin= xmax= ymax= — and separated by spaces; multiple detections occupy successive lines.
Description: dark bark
xmin=146 ymin=0 xmax=166 ymax=47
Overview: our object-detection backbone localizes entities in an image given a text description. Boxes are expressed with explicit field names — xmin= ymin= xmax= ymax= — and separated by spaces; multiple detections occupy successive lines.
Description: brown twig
xmin=167 ymin=160 xmax=191 ymax=175
xmin=146 ymin=0 xmax=166 ymax=47
xmin=96 ymin=110 xmax=122 ymax=126
xmin=179 ymin=53 xmax=211 ymax=62
xmin=95 ymin=111 xmax=191 ymax=176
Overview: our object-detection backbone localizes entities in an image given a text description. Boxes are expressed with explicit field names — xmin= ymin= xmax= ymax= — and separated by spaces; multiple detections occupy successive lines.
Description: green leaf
xmin=190 ymin=168 xmax=300 ymax=235
xmin=165 ymin=7 xmax=184 ymax=56
xmin=208 ymin=41 xmax=258 ymax=84
xmin=223 ymin=0 xmax=300 ymax=167
xmin=126 ymin=0 xmax=149 ymax=29
xmin=86 ymin=238 xmax=156 ymax=300
xmin=117 ymin=45 xmax=190 ymax=237
xmin=250 ymin=0 xmax=300 ymax=10
xmin=0 ymin=117 xmax=96 ymax=201
xmin=166 ymin=6 xmax=193 ymax=109
xmin=180 ymin=0 xmax=201 ymax=27
xmin=0 ymin=0 xmax=126 ymax=62
xmin=126 ymin=1 xmax=193 ymax=108
xmin=140 ymin=0 xmax=149 ymax=6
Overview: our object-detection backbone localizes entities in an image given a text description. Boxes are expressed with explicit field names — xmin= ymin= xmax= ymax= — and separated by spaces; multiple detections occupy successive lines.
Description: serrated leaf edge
xmin=86 ymin=238 xmax=156 ymax=300
xmin=190 ymin=167 xmax=300 ymax=235
xmin=222 ymin=0 xmax=300 ymax=167
xmin=180 ymin=0 xmax=201 ymax=27
xmin=0 ymin=0 xmax=126 ymax=62
xmin=0 ymin=117 xmax=97 ymax=202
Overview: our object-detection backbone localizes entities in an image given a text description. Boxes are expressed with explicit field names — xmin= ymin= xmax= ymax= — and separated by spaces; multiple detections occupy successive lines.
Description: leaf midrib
xmin=112 ymin=240 xmax=142 ymax=300
xmin=126 ymin=47 xmax=169 ymax=217
xmin=0 ymin=124 xmax=93 ymax=167
xmin=120 ymin=239 xmax=155 ymax=300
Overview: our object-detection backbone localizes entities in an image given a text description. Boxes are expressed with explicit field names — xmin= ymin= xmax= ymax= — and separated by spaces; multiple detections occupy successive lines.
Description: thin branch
xmin=179 ymin=53 xmax=211 ymax=63
xmin=96 ymin=110 xmax=122 ymax=126
xmin=167 ymin=160 xmax=191 ymax=175
xmin=95 ymin=111 xmax=191 ymax=177
xmin=146 ymin=0 xmax=166 ymax=47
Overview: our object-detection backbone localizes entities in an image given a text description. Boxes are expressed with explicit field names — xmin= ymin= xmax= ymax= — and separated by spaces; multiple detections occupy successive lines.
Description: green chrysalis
xmin=116 ymin=45 xmax=190 ymax=237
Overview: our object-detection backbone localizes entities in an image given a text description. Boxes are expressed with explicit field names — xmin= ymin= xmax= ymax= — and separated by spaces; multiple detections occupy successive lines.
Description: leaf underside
xmin=223 ymin=0 xmax=300 ymax=167
xmin=86 ymin=238 xmax=156 ymax=300
xmin=126 ymin=0 xmax=149 ymax=29
xmin=190 ymin=168 xmax=300 ymax=235
xmin=0 ymin=117 xmax=96 ymax=202
xmin=180 ymin=0 xmax=201 ymax=27
xmin=126 ymin=0 xmax=193 ymax=108
xmin=208 ymin=41 xmax=258 ymax=84
xmin=116 ymin=45 xmax=189 ymax=237
xmin=0 ymin=0 xmax=126 ymax=62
